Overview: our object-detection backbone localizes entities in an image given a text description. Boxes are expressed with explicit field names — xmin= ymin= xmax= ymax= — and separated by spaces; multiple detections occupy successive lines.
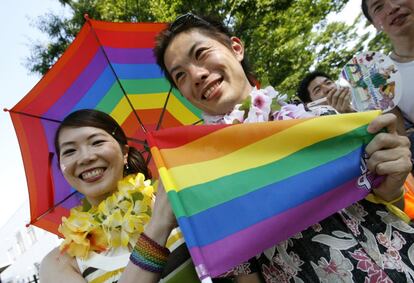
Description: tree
xmin=27 ymin=0 xmax=387 ymax=96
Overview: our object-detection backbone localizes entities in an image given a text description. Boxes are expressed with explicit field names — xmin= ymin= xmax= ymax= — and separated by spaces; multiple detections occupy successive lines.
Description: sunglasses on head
xmin=169 ymin=13 xmax=211 ymax=32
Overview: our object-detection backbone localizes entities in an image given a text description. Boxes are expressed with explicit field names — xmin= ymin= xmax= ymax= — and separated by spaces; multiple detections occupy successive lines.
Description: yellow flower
xmin=98 ymin=194 xmax=117 ymax=216
xmin=88 ymin=227 xmax=107 ymax=253
xmin=59 ymin=173 xmax=155 ymax=258
xmin=104 ymin=209 xmax=123 ymax=228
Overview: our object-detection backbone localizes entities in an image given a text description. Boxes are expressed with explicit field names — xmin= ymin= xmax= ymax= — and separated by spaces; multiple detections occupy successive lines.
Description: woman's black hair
xmin=54 ymin=109 xmax=151 ymax=179
xmin=153 ymin=13 xmax=256 ymax=88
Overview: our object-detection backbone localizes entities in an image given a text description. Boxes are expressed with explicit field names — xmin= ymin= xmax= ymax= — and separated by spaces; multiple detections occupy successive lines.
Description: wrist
xmin=144 ymin=219 xmax=174 ymax=247
xmin=373 ymin=187 xmax=405 ymax=203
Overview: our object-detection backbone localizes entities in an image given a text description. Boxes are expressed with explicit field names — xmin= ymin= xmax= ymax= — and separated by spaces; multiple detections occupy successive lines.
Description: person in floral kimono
xmin=154 ymin=13 xmax=414 ymax=282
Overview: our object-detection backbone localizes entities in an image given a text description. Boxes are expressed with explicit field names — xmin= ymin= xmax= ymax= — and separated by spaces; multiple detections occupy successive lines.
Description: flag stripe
xmin=170 ymin=125 xmax=372 ymax=217
xmin=157 ymin=119 xmax=306 ymax=167
xmin=175 ymin=146 xmax=364 ymax=248
xmin=188 ymin=174 xmax=368 ymax=277
xmin=165 ymin=112 xmax=378 ymax=191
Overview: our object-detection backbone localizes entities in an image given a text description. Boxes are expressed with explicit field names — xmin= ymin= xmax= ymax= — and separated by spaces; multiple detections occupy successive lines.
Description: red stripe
xmin=96 ymin=29 xmax=161 ymax=48
xmin=148 ymin=124 xmax=229 ymax=149
xmin=12 ymin=24 xmax=100 ymax=115
xmin=12 ymin=114 xmax=54 ymax=217
xmin=90 ymin=19 xmax=167 ymax=32
xmin=33 ymin=207 xmax=69 ymax=237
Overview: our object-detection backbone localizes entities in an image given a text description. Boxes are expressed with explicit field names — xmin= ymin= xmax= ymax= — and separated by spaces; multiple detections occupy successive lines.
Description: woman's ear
xmin=123 ymin=145 xmax=129 ymax=165
xmin=230 ymin=36 xmax=245 ymax=62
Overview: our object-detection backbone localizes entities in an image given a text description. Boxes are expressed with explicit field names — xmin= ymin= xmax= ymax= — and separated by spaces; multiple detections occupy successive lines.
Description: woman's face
xmin=366 ymin=0 xmax=414 ymax=37
xmin=58 ymin=126 xmax=128 ymax=206
xmin=164 ymin=30 xmax=253 ymax=115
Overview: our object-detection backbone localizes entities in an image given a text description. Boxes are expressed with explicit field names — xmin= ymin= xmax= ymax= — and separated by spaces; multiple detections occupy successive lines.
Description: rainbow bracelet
xmin=130 ymin=232 xmax=171 ymax=273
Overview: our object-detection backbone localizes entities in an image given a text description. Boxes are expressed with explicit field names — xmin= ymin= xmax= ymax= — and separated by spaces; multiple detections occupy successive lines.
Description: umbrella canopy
xmin=7 ymin=17 xmax=202 ymax=236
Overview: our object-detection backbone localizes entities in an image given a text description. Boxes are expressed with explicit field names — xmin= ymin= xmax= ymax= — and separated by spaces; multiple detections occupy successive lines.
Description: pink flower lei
xmin=202 ymin=86 xmax=313 ymax=125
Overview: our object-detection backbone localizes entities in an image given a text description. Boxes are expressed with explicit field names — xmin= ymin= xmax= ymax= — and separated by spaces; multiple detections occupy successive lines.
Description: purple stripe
xmin=189 ymin=176 xmax=369 ymax=278
xmin=104 ymin=47 xmax=155 ymax=64
xmin=44 ymin=49 xmax=108 ymax=119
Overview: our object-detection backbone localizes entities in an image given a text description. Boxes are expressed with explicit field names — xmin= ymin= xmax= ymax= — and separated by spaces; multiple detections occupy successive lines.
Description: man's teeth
xmin=204 ymin=81 xmax=221 ymax=99
xmin=82 ymin=168 xmax=104 ymax=180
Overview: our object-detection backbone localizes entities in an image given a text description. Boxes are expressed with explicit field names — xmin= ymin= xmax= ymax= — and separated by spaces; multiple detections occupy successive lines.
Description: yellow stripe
xmin=110 ymin=93 xmax=199 ymax=125
xmin=166 ymin=111 xmax=380 ymax=191
xmin=159 ymin=167 xmax=177 ymax=193
xmin=89 ymin=267 xmax=124 ymax=283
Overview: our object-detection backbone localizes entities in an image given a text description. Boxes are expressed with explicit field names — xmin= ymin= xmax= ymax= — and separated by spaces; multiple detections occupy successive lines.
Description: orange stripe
xmin=159 ymin=118 xmax=307 ymax=168
xmin=150 ymin=146 xmax=167 ymax=169
xmin=404 ymin=173 xmax=414 ymax=219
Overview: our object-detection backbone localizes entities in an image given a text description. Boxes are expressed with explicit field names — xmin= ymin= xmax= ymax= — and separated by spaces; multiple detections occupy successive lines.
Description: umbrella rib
xmin=86 ymin=19 xmax=147 ymax=134
xmin=28 ymin=190 xmax=79 ymax=226
xmin=5 ymin=109 xmax=61 ymax=123
xmin=193 ymin=119 xmax=204 ymax=125
xmin=156 ymin=85 xmax=173 ymax=130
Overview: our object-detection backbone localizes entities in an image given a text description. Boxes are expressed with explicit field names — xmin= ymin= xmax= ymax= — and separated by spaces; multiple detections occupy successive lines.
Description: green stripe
xmin=97 ymin=79 xmax=201 ymax=117
xmin=170 ymin=125 xmax=374 ymax=218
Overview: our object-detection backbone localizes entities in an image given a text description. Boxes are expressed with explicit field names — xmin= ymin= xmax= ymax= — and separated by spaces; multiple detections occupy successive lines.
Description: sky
xmin=0 ymin=0 xmax=364 ymax=230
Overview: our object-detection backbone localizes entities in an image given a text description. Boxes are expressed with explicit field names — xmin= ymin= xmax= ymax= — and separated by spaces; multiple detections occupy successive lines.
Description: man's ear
xmin=230 ymin=36 xmax=245 ymax=62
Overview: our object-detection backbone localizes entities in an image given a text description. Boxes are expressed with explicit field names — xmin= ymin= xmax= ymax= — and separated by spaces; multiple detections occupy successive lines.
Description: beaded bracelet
xmin=130 ymin=232 xmax=171 ymax=273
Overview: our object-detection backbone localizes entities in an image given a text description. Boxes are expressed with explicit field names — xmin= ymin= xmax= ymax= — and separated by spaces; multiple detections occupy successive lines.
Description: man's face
xmin=164 ymin=30 xmax=252 ymax=115
xmin=307 ymin=76 xmax=336 ymax=101
xmin=366 ymin=0 xmax=414 ymax=37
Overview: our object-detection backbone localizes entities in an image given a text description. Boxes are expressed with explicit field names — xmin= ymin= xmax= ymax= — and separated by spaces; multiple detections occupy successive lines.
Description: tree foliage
xmin=27 ymin=0 xmax=389 ymax=96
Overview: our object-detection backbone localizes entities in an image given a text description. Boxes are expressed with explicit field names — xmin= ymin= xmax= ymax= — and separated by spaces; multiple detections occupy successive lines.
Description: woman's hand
xmin=143 ymin=181 xmax=177 ymax=246
xmin=365 ymin=113 xmax=412 ymax=207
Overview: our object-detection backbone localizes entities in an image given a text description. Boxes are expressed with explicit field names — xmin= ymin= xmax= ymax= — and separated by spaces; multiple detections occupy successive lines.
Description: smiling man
xmin=362 ymin=0 xmax=414 ymax=172
xmin=297 ymin=71 xmax=354 ymax=113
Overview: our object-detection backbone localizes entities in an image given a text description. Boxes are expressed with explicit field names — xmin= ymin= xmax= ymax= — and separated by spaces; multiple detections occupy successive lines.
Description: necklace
xmin=59 ymin=173 xmax=154 ymax=258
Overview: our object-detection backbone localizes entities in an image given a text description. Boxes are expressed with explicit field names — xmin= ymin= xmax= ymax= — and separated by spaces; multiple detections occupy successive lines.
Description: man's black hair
xmin=297 ymin=71 xmax=332 ymax=103
xmin=361 ymin=0 xmax=373 ymax=22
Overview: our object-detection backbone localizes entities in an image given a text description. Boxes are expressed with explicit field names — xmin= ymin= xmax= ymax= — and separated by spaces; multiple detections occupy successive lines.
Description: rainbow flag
xmin=148 ymin=111 xmax=380 ymax=280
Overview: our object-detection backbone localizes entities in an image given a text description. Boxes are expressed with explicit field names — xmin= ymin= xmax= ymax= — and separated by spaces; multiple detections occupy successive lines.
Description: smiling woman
xmin=39 ymin=109 xmax=197 ymax=283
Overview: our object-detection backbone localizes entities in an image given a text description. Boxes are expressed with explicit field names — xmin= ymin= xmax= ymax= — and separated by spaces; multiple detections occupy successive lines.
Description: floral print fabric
xmin=254 ymin=200 xmax=414 ymax=282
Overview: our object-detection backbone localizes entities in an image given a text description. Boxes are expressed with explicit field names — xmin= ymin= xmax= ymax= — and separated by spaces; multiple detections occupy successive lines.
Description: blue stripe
xmin=177 ymin=146 xmax=364 ymax=248
xmin=112 ymin=64 xmax=163 ymax=79
xmin=73 ymin=64 xmax=165 ymax=110
xmin=73 ymin=67 xmax=117 ymax=110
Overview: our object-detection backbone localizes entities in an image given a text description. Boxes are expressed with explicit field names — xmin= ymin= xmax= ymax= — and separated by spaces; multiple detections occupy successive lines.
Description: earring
xmin=124 ymin=163 xmax=129 ymax=171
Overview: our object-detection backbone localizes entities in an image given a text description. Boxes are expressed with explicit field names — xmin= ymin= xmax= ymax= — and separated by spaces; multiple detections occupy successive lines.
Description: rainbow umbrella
xmin=6 ymin=17 xmax=202 ymax=236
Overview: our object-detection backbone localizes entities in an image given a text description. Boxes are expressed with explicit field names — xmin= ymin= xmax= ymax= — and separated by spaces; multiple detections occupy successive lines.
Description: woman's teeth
xmin=81 ymin=168 xmax=104 ymax=180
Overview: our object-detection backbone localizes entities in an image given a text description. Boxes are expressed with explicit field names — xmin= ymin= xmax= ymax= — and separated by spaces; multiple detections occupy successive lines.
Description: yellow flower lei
xmin=58 ymin=173 xmax=154 ymax=258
